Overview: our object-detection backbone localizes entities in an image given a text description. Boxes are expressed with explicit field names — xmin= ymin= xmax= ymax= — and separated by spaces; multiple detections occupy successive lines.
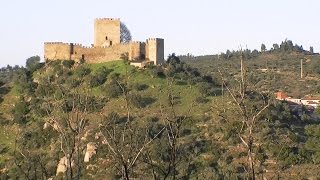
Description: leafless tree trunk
xmin=152 ymin=77 xmax=195 ymax=180
xmin=13 ymin=135 xmax=50 ymax=179
xmin=99 ymin=77 xmax=165 ymax=179
xmin=44 ymin=88 xmax=91 ymax=180
xmin=219 ymin=52 xmax=270 ymax=180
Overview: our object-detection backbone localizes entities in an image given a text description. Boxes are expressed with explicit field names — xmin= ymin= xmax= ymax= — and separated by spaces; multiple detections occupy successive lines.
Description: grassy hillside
xmin=0 ymin=56 xmax=319 ymax=179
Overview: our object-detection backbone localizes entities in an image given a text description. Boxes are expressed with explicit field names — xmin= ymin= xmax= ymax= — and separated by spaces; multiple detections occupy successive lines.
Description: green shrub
xmin=132 ymin=83 xmax=148 ymax=91
xmin=198 ymin=82 xmax=212 ymax=97
xmin=312 ymin=152 xmax=320 ymax=164
xmin=195 ymin=97 xmax=209 ymax=104
xmin=62 ymin=60 xmax=75 ymax=69
xmin=66 ymin=77 xmax=81 ymax=88
xmin=128 ymin=93 xmax=144 ymax=108
xmin=0 ymin=144 xmax=8 ymax=154
xmin=86 ymin=75 xmax=103 ymax=87
xmin=75 ymin=66 xmax=91 ymax=78
xmin=104 ymin=81 xmax=122 ymax=98
xmin=13 ymin=97 xmax=29 ymax=124
xmin=305 ymin=125 xmax=320 ymax=137
xmin=94 ymin=66 xmax=112 ymax=83
xmin=149 ymin=67 xmax=166 ymax=78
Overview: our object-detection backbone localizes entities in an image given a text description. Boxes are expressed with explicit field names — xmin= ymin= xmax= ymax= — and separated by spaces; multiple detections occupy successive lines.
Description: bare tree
xmin=219 ymin=52 xmax=270 ymax=179
xmin=99 ymin=76 xmax=165 ymax=179
xmin=144 ymin=77 xmax=195 ymax=179
xmin=12 ymin=85 xmax=97 ymax=179
xmin=43 ymin=88 xmax=95 ymax=179
xmin=13 ymin=142 xmax=49 ymax=180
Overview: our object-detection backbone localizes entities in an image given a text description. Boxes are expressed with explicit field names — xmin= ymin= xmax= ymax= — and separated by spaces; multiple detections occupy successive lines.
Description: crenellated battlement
xmin=73 ymin=43 xmax=83 ymax=46
xmin=130 ymin=41 xmax=145 ymax=45
xmin=146 ymin=38 xmax=164 ymax=42
xmin=95 ymin=18 xmax=120 ymax=21
xmin=44 ymin=42 xmax=69 ymax=45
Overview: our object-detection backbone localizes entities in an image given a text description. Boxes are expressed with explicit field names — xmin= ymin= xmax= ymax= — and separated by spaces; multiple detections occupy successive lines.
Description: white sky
xmin=0 ymin=0 xmax=319 ymax=67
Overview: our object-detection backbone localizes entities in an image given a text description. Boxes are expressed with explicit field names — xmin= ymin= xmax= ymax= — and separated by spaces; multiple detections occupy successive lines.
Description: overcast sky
xmin=0 ymin=0 xmax=319 ymax=67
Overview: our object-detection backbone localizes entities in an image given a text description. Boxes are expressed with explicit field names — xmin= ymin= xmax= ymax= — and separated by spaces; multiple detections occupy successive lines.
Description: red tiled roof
xmin=275 ymin=91 xmax=287 ymax=100
xmin=301 ymin=96 xmax=320 ymax=101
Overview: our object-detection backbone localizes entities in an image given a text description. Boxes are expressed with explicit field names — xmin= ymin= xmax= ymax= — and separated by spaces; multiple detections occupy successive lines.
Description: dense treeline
xmin=180 ymin=39 xmax=316 ymax=62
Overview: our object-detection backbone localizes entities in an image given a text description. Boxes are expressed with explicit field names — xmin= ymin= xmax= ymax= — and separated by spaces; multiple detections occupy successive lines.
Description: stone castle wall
xmin=45 ymin=42 xmax=131 ymax=63
xmin=129 ymin=42 xmax=146 ymax=60
xmin=44 ymin=42 xmax=71 ymax=61
xmin=44 ymin=18 xmax=164 ymax=65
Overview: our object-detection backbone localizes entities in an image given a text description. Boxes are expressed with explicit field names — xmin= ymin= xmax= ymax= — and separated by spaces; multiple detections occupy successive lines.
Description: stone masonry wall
xmin=44 ymin=39 xmax=164 ymax=65
xmin=146 ymin=38 xmax=164 ymax=65
xmin=71 ymin=43 xmax=130 ymax=63
xmin=129 ymin=42 xmax=146 ymax=60
xmin=44 ymin=43 xmax=71 ymax=61
xmin=94 ymin=18 xmax=121 ymax=47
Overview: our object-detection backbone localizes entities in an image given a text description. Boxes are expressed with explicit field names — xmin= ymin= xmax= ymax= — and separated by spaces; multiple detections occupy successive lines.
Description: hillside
xmin=0 ymin=53 xmax=320 ymax=179
xmin=183 ymin=51 xmax=320 ymax=97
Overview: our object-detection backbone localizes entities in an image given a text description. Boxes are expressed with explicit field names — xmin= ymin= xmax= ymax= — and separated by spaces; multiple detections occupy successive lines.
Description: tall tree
xmin=219 ymin=51 xmax=270 ymax=179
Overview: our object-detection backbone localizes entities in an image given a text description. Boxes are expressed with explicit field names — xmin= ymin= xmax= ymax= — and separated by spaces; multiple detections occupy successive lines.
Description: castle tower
xmin=94 ymin=18 xmax=121 ymax=47
xmin=129 ymin=42 xmax=146 ymax=61
xmin=146 ymin=38 xmax=164 ymax=65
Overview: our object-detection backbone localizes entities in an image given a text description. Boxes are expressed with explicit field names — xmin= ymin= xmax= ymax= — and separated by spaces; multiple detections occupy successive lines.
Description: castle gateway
xmin=44 ymin=18 xmax=164 ymax=65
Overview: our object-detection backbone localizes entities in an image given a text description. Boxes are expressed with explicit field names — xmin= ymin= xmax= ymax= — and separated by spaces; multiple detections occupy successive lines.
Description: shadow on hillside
xmin=141 ymin=97 xmax=157 ymax=108
xmin=0 ymin=144 xmax=9 ymax=154
xmin=210 ymin=87 xmax=222 ymax=96
xmin=0 ymin=113 xmax=10 ymax=125
xmin=0 ymin=86 xmax=11 ymax=104
xmin=0 ymin=86 xmax=11 ymax=96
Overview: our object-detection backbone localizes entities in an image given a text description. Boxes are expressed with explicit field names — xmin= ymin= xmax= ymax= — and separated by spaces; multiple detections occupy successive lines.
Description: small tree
xmin=310 ymin=46 xmax=314 ymax=54
xmin=26 ymin=56 xmax=41 ymax=73
xmin=12 ymin=97 xmax=29 ymax=124
xmin=261 ymin=44 xmax=266 ymax=53
xmin=273 ymin=44 xmax=280 ymax=51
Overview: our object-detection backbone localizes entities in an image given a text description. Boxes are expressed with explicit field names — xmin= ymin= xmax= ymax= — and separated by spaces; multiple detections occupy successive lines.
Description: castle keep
xmin=44 ymin=18 xmax=164 ymax=65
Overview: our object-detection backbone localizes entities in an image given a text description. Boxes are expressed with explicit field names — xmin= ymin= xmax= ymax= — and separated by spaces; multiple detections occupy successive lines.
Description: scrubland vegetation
xmin=0 ymin=40 xmax=320 ymax=179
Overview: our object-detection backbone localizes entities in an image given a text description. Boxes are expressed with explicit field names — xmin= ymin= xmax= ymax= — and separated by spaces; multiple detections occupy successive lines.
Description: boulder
xmin=84 ymin=142 xmax=97 ymax=162
xmin=56 ymin=156 xmax=74 ymax=176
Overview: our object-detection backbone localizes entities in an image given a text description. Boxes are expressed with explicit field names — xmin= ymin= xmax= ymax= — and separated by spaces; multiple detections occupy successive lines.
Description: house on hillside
xmin=275 ymin=91 xmax=320 ymax=110
xmin=275 ymin=91 xmax=288 ymax=101
xmin=301 ymin=96 xmax=320 ymax=108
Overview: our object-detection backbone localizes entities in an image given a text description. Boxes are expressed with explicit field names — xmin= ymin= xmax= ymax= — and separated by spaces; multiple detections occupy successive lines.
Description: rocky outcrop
xmin=43 ymin=120 xmax=59 ymax=131
xmin=84 ymin=142 xmax=97 ymax=163
xmin=56 ymin=156 xmax=74 ymax=176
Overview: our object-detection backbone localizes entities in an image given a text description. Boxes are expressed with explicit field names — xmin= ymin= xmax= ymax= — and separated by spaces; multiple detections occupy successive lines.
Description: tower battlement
xmin=44 ymin=42 xmax=69 ymax=45
xmin=95 ymin=18 xmax=120 ymax=21
xmin=146 ymin=38 xmax=164 ymax=41
xmin=131 ymin=41 xmax=145 ymax=44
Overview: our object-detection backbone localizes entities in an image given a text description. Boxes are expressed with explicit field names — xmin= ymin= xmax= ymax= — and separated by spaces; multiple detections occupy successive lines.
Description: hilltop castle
xmin=44 ymin=18 xmax=164 ymax=65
